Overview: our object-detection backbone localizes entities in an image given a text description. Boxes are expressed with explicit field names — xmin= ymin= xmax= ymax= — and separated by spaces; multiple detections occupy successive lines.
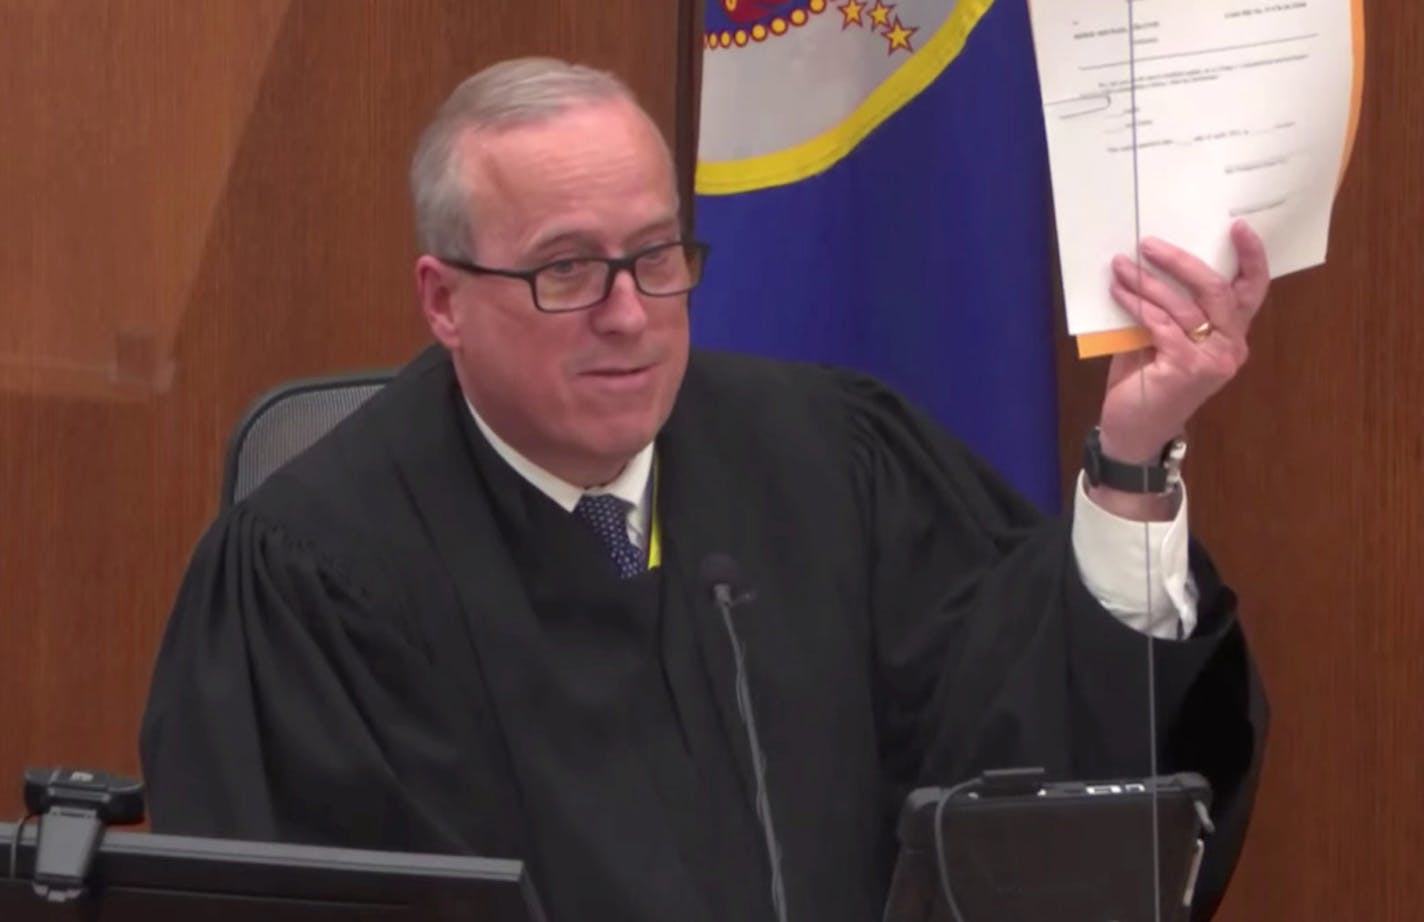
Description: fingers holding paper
xmin=1112 ymin=222 xmax=1269 ymax=347
xmin=1096 ymin=221 xmax=1271 ymax=464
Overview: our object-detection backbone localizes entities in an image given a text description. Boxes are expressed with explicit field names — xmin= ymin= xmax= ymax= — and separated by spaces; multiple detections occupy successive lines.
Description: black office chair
xmin=220 ymin=370 xmax=395 ymax=508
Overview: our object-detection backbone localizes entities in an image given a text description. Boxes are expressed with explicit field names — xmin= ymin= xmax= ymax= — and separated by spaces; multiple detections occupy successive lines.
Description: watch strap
xmin=1083 ymin=426 xmax=1186 ymax=494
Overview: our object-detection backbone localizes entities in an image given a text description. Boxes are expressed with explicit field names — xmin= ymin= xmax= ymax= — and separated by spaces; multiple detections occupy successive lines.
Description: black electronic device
xmin=882 ymin=769 xmax=1213 ymax=922
xmin=6 ymin=766 xmax=546 ymax=921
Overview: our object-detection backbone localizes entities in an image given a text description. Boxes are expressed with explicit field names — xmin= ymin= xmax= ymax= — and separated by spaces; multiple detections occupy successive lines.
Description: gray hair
xmin=410 ymin=58 xmax=639 ymax=260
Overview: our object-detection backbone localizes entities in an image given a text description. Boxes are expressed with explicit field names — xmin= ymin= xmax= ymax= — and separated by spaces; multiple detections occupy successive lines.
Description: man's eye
xmin=546 ymin=259 xmax=587 ymax=277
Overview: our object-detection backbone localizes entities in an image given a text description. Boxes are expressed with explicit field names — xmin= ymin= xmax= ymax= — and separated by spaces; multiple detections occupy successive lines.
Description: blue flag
xmin=693 ymin=0 xmax=1060 ymax=510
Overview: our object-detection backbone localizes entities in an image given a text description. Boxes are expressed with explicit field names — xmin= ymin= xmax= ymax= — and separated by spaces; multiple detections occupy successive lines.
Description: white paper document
xmin=1026 ymin=0 xmax=1356 ymax=339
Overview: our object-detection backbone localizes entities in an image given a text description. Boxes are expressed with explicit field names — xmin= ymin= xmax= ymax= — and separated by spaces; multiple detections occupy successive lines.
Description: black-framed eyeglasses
xmin=438 ymin=240 xmax=710 ymax=313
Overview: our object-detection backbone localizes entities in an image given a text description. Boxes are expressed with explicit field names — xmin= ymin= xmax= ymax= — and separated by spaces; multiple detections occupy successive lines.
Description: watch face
xmin=1083 ymin=436 xmax=1102 ymax=486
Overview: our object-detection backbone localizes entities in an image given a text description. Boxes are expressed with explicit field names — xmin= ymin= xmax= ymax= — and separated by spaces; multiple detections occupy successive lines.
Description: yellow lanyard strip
xmin=647 ymin=458 xmax=662 ymax=569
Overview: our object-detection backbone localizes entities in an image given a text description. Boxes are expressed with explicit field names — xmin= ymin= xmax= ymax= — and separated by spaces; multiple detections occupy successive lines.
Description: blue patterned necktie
xmin=573 ymin=493 xmax=645 ymax=579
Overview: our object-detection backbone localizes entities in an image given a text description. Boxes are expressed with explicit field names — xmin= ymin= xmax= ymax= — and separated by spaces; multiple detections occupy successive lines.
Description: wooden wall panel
xmin=1056 ymin=3 xmax=1424 ymax=919
xmin=0 ymin=0 xmax=679 ymax=816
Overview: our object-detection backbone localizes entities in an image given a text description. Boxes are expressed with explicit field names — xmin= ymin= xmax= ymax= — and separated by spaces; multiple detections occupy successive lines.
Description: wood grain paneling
xmin=1056 ymin=4 xmax=1424 ymax=918
xmin=0 ymin=0 xmax=678 ymax=816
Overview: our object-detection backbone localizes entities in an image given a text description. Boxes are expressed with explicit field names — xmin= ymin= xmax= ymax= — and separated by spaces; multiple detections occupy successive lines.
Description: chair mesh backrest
xmin=225 ymin=376 xmax=390 ymax=507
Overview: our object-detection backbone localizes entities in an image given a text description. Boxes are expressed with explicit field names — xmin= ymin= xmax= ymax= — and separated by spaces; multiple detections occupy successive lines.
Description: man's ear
xmin=415 ymin=255 xmax=461 ymax=349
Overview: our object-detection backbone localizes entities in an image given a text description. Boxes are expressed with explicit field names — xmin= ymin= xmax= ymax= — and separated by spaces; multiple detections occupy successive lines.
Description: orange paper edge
xmin=1074 ymin=0 xmax=1367 ymax=359
xmin=1076 ymin=327 xmax=1153 ymax=358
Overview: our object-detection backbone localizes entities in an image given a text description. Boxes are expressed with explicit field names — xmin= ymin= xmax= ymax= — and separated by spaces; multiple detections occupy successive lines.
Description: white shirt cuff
xmin=1070 ymin=472 xmax=1198 ymax=640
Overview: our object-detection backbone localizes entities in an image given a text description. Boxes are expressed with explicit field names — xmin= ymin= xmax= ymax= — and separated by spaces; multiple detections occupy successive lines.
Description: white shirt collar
xmin=465 ymin=399 xmax=654 ymax=542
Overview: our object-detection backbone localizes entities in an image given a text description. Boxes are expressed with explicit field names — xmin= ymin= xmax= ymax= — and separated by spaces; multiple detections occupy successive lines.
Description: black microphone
xmin=699 ymin=552 xmax=751 ymax=607
xmin=700 ymin=554 xmax=788 ymax=922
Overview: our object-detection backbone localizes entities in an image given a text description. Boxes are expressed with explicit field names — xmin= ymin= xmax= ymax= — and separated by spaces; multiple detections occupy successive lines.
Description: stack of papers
xmin=1026 ymin=0 xmax=1363 ymax=355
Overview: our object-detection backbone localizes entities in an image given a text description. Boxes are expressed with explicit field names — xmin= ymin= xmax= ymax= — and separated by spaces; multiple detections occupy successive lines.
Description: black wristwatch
xmin=1082 ymin=426 xmax=1186 ymax=494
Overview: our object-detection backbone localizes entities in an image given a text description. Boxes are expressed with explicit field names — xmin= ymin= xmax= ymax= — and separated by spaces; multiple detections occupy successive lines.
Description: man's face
xmin=417 ymin=98 xmax=690 ymax=485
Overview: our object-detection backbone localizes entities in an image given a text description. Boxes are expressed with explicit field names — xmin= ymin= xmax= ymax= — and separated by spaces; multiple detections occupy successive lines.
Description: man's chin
xmin=576 ymin=416 xmax=661 ymax=461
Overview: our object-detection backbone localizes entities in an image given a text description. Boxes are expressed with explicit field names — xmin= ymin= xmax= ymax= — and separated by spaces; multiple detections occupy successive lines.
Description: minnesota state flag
xmin=693 ymin=0 xmax=1060 ymax=509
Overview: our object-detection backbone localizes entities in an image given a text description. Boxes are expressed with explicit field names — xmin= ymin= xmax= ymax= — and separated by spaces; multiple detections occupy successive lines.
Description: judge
xmin=141 ymin=58 xmax=1269 ymax=922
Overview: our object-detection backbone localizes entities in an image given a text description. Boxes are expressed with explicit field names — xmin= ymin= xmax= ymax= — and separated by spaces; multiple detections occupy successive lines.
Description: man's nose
xmin=590 ymin=266 xmax=649 ymax=335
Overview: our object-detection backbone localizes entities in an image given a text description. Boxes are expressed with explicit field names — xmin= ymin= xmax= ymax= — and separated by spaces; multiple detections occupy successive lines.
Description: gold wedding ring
xmin=1187 ymin=321 xmax=1214 ymax=343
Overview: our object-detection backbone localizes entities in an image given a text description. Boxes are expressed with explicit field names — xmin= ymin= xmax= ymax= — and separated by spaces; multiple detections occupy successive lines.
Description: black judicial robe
xmin=140 ymin=345 xmax=1266 ymax=922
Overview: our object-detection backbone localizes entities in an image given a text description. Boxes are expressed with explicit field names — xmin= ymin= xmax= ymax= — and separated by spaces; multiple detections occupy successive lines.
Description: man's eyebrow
xmin=523 ymin=229 xmax=602 ymax=259
xmin=625 ymin=217 xmax=682 ymax=244
xmin=524 ymin=217 xmax=683 ymax=259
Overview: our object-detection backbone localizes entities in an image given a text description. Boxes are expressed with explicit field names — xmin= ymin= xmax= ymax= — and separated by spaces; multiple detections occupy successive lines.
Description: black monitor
xmin=882 ymin=771 xmax=1213 ymax=922
xmin=1 ymin=821 xmax=547 ymax=921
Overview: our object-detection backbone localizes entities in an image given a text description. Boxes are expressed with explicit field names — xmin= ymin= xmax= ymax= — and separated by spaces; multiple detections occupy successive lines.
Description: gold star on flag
xmin=867 ymin=1 xmax=894 ymax=28
xmin=839 ymin=0 xmax=865 ymax=28
xmin=884 ymin=16 xmax=917 ymax=53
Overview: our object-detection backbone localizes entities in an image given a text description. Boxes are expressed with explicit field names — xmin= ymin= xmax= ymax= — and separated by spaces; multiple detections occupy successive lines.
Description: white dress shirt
xmin=1070 ymin=472 xmax=1197 ymax=639
xmin=467 ymin=402 xmax=653 ymax=547
xmin=468 ymin=402 xmax=1196 ymax=640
